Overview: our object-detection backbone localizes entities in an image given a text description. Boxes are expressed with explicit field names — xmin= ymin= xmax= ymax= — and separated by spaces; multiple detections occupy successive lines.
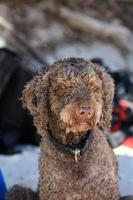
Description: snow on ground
xmin=0 ymin=145 xmax=133 ymax=196
xmin=0 ymin=146 xmax=39 ymax=191
xmin=114 ymin=146 xmax=133 ymax=196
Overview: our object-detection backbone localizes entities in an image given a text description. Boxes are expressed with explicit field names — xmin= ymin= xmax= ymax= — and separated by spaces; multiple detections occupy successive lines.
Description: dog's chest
xmin=39 ymin=133 xmax=119 ymax=200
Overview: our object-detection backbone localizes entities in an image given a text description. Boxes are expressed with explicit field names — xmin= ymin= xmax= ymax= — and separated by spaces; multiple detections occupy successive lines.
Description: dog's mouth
xmin=65 ymin=122 xmax=93 ymax=134
xmin=48 ymin=129 xmax=92 ymax=162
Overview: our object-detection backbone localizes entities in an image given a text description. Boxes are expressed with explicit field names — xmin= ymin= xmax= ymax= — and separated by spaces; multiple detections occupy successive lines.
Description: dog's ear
xmin=22 ymin=70 xmax=49 ymax=137
xmin=93 ymin=64 xmax=115 ymax=131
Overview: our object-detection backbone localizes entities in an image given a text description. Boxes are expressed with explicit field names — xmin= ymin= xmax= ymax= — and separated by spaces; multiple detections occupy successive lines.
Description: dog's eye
xmin=54 ymin=85 xmax=67 ymax=96
xmin=89 ymin=82 xmax=102 ymax=91
xmin=92 ymin=84 xmax=102 ymax=91
xmin=54 ymin=84 xmax=72 ymax=97
xmin=93 ymin=87 xmax=102 ymax=94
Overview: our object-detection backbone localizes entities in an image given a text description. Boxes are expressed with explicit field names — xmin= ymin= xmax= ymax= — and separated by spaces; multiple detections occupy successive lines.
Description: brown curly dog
xmin=6 ymin=58 xmax=133 ymax=200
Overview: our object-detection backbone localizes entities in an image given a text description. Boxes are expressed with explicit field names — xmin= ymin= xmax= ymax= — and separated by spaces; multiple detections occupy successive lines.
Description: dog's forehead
xmin=49 ymin=63 xmax=103 ymax=91
xmin=51 ymin=62 xmax=96 ymax=79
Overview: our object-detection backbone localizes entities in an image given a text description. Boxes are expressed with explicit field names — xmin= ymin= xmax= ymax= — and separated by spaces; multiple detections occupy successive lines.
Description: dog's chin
xmin=64 ymin=122 xmax=98 ymax=145
xmin=66 ymin=123 xmax=95 ymax=133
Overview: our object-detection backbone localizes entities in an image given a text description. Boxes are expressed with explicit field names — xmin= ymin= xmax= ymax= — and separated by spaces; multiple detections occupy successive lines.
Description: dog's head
xmin=22 ymin=58 xmax=114 ymax=144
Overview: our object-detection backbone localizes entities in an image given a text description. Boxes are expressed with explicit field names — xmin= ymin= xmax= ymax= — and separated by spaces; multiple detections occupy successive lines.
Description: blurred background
xmin=0 ymin=0 xmax=133 ymax=198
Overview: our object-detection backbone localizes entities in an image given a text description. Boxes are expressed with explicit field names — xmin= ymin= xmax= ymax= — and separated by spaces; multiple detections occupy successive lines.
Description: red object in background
xmin=111 ymin=99 xmax=129 ymax=132
xmin=119 ymin=99 xmax=127 ymax=107
xmin=122 ymin=137 xmax=133 ymax=148
xmin=111 ymin=98 xmax=133 ymax=133
xmin=111 ymin=105 xmax=127 ymax=132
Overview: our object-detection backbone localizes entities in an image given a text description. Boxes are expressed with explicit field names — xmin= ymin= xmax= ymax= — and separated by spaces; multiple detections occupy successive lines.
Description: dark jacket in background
xmin=0 ymin=48 xmax=38 ymax=154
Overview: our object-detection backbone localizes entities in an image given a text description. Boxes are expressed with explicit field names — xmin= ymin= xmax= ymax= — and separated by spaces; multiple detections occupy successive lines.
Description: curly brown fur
xmin=7 ymin=58 xmax=133 ymax=200
xmin=6 ymin=185 xmax=38 ymax=200
xmin=22 ymin=58 xmax=114 ymax=142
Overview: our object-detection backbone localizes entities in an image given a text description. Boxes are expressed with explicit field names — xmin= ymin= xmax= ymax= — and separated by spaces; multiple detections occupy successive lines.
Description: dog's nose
xmin=78 ymin=104 xmax=93 ymax=117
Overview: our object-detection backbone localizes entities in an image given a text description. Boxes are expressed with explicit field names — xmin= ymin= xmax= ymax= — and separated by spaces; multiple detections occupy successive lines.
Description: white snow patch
xmin=114 ymin=146 xmax=133 ymax=196
xmin=0 ymin=146 xmax=39 ymax=191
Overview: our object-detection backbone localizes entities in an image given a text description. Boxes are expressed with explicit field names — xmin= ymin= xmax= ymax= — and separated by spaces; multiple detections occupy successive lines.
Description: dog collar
xmin=48 ymin=130 xmax=92 ymax=162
